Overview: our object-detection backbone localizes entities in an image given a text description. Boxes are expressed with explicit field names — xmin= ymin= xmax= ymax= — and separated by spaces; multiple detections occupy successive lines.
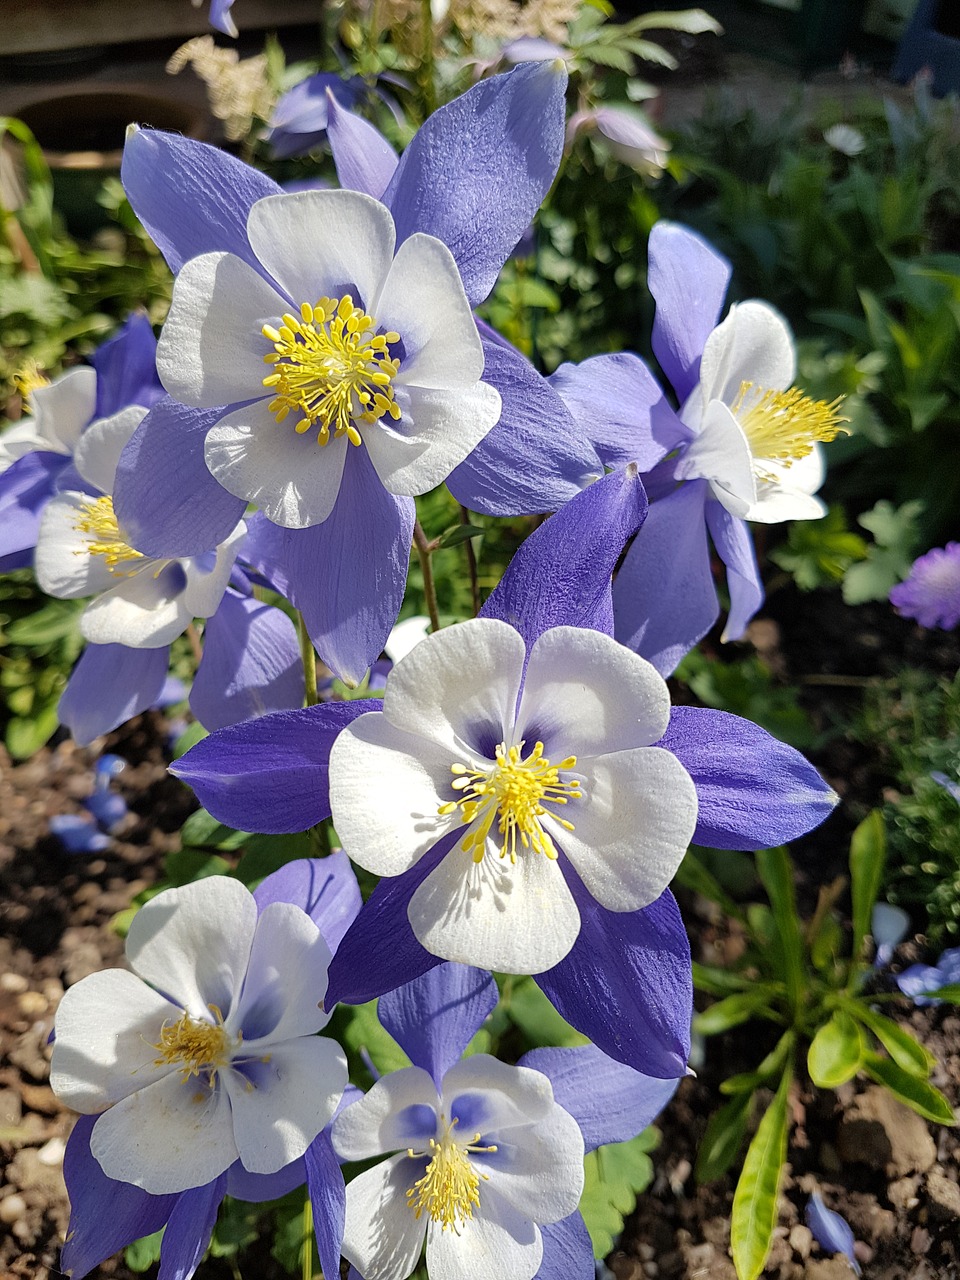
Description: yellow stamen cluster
xmin=13 ymin=359 xmax=50 ymax=410
xmin=152 ymin=1005 xmax=233 ymax=1086
xmin=261 ymin=295 xmax=401 ymax=447
xmin=406 ymin=1118 xmax=497 ymax=1232
xmin=439 ymin=740 xmax=581 ymax=865
xmin=732 ymin=381 xmax=848 ymax=467
xmin=75 ymin=496 xmax=145 ymax=575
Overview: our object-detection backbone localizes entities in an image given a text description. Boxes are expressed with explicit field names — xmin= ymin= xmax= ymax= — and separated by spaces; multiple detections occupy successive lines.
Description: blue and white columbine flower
xmin=51 ymin=874 xmax=349 ymax=1194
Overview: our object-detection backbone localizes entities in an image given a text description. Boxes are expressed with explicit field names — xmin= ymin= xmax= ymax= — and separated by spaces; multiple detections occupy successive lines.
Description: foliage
xmin=690 ymin=816 xmax=954 ymax=1280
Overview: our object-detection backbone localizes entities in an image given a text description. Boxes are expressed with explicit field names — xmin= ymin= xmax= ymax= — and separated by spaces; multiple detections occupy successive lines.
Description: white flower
xmin=328 ymin=618 xmax=698 ymax=973
xmin=34 ymin=407 xmax=244 ymax=647
xmin=0 ymin=367 xmax=95 ymax=472
xmin=156 ymin=188 xmax=503 ymax=529
xmin=824 ymin=124 xmax=866 ymax=157
xmin=333 ymin=1055 xmax=584 ymax=1280
xmin=50 ymin=876 xmax=347 ymax=1194
xmin=674 ymin=301 xmax=845 ymax=524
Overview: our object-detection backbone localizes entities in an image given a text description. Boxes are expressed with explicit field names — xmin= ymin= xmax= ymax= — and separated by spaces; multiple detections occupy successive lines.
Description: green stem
xmin=413 ymin=520 xmax=441 ymax=633
xmin=298 ymin=611 xmax=319 ymax=706
xmin=302 ymin=1194 xmax=314 ymax=1280
xmin=460 ymin=505 xmax=481 ymax=616
xmin=419 ymin=0 xmax=437 ymax=117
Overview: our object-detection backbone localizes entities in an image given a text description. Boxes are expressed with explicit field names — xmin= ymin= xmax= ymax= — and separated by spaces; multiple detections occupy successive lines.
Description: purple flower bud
xmin=805 ymin=1192 xmax=861 ymax=1275
xmin=84 ymin=789 xmax=128 ymax=831
xmin=890 ymin=542 xmax=960 ymax=630
xmin=95 ymin=753 xmax=127 ymax=780
xmin=49 ymin=815 xmax=111 ymax=855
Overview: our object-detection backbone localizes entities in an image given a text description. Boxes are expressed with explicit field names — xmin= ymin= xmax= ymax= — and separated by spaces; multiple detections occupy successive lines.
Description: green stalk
xmin=413 ymin=520 xmax=441 ymax=633
xmin=298 ymin=611 xmax=319 ymax=706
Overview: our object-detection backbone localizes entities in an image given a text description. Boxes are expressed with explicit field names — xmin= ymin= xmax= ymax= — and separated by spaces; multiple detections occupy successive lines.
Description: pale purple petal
xmin=157 ymin=1174 xmax=227 ymax=1280
xmin=225 ymin=1157 xmax=306 ymax=1202
xmin=59 ymin=644 xmax=170 ymax=746
xmin=305 ymin=1128 xmax=346 ymax=1280
xmin=890 ymin=542 xmax=960 ymax=630
xmin=481 ymin=464 xmax=647 ymax=650
xmin=383 ymin=62 xmax=566 ymax=306
xmin=171 ymin=700 xmax=381 ymax=832
xmin=612 ymin=480 xmax=718 ymax=677
xmin=658 ymin=706 xmax=838 ymax=849
xmin=806 ymin=1192 xmax=861 ymax=1275
xmin=209 ymin=0 xmax=238 ymax=37
xmin=378 ymin=963 xmax=497 ymax=1085
xmin=534 ymin=1212 xmax=594 ymax=1280
xmin=0 ymin=451 xmax=68 ymax=561
xmin=648 ymin=220 xmax=731 ymax=403
xmin=91 ymin=313 xmax=163 ymax=418
xmin=327 ymin=93 xmax=399 ymax=199
xmin=705 ymin=499 xmax=763 ymax=641
xmin=254 ymin=853 xmax=362 ymax=956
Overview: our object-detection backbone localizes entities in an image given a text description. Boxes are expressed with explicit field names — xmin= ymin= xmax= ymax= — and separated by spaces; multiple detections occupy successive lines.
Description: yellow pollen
xmin=261 ymin=294 xmax=401 ymax=447
xmin=732 ymin=381 xmax=848 ymax=468
xmin=438 ymin=739 xmax=582 ymax=865
xmin=152 ymin=1005 xmax=233 ymax=1086
xmin=75 ymin=496 xmax=145 ymax=575
xmin=12 ymin=359 xmax=50 ymax=409
xmin=405 ymin=1117 xmax=497 ymax=1232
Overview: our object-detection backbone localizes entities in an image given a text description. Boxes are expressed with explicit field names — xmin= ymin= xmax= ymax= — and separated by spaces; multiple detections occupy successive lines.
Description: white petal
xmin=426 ymin=1184 xmax=541 ymax=1280
xmin=80 ymin=562 xmax=193 ymax=648
xmin=695 ymin=300 xmax=795 ymax=409
xmin=744 ymin=485 xmax=827 ymax=524
xmin=517 ymin=626 xmax=672 ymax=759
xmin=126 ymin=877 xmax=257 ymax=1019
xmin=34 ymin=493 xmax=117 ymax=599
xmin=333 ymin=1067 xmax=439 ymax=1161
xmin=225 ymin=1036 xmax=347 ymax=1174
xmin=230 ymin=901 xmax=332 ymax=1044
xmin=341 ymin=1154 xmax=428 ymax=1280
xmin=181 ymin=519 xmax=246 ymax=618
xmin=0 ymin=422 xmax=47 ymax=470
xmin=385 ymin=615 xmax=432 ymax=664
xmin=329 ymin=715 xmax=458 ymax=877
xmin=50 ymin=969 xmax=176 ymax=1111
xmin=73 ymin=406 xmax=149 ymax=495
xmin=554 ymin=747 xmax=697 ymax=911
xmin=675 ymin=399 xmax=756 ymax=514
xmin=31 ymin=366 xmax=96 ymax=453
xmin=383 ymin=618 xmax=525 ymax=758
xmin=376 ymin=233 xmax=484 ymax=389
xmin=478 ymin=1104 xmax=584 ymax=1223
xmin=157 ymin=252 xmax=287 ymax=407
xmin=246 ymin=189 xmax=395 ymax=315
xmin=204 ymin=399 xmax=348 ymax=528
xmin=363 ymin=382 xmax=501 ymax=497
xmin=441 ymin=1056 xmax=556 ymax=1132
xmin=407 ymin=840 xmax=581 ymax=973
xmin=90 ymin=1070 xmax=237 ymax=1193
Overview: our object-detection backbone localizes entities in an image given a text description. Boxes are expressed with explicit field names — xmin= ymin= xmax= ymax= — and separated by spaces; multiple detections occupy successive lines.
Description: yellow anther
xmin=260 ymin=294 xmax=402 ymax=447
xmin=75 ymin=496 xmax=145 ymax=575
xmin=732 ymin=381 xmax=848 ymax=467
xmin=405 ymin=1117 xmax=497 ymax=1232
xmin=441 ymin=739 xmax=582 ymax=865
xmin=152 ymin=1005 xmax=232 ymax=1087
xmin=13 ymin=359 xmax=50 ymax=409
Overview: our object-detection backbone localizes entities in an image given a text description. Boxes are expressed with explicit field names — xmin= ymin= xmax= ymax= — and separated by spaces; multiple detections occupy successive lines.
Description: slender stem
xmin=419 ymin=0 xmax=437 ymax=117
xmin=460 ymin=505 xmax=481 ymax=617
xmin=186 ymin=622 xmax=203 ymax=666
xmin=413 ymin=520 xmax=441 ymax=633
xmin=298 ymin=611 xmax=319 ymax=706
xmin=302 ymin=1194 xmax=314 ymax=1280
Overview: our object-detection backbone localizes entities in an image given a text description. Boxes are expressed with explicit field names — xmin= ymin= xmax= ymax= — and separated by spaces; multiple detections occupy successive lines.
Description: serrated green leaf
xmin=730 ymin=1069 xmax=791 ymax=1280
xmin=862 ymin=1051 xmax=956 ymax=1124
xmin=697 ymin=1091 xmax=752 ymax=1182
xmin=579 ymin=1131 xmax=657 ymax=1255
xmin=849 ymin=810 xmax=885 ymax=964
xmin=808 ymin=1010 xmax=864 ymax=1088
xmin=849 ymin=1004 xmax=934 ymax=1076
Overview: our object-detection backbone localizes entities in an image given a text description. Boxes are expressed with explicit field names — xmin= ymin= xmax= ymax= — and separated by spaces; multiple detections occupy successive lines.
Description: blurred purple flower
xmin=806 ymin=1192 xmax=860 ymax=1275
xmin=890 ymin=542 xmax=960 ymax=629
xmin=266 ymin=74 xmax=365 ymax=159
xmin=570 ymin=105 xmax=669 ymax=176
xmin=931 ymin=770 xmax=960 ymax=805
xmin=502 ymin=37 xmax=570 ymax=63
xmin=871 ymin=901 xmax=909 ymax=968
xmin=897 ymin=946 xmax=960 ymax=1005
xmin=49 ymin=815 xmax=111 ymax=855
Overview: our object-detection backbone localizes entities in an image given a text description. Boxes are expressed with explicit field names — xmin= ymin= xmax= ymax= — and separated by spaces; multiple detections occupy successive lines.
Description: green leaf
xmin=693 ymin=989 xmax=780 ymax=1036
xmin=849 ymin=810 xmax=886 ymax=963
xmin=692 ymin=962 xmax=754 ymax=997
xmin=232 ymin=832 xmax=314 ymax=886
xmin=696 ymin=1092 xmax=752 ymax=1182
xmin=437 ymin=524 xmax=485 ymax=549
xmin=730 ymin=1069 xmax=791 ymax=1280
xmin=629 ymin=8 xmax=722 ymax=34
xmin=179 ymin=807 xmax=249 ymax=850
xmin=124 ymin=1228 xmax=165 ymax=1271
xmin=579 ymin=1131 xmax=657 ymax=1255
xmin=505 ymin=977 xmax=589 ymax=1047
xmin=343 ymin=1001 xmax=412 ymax=1078
xmin=807 ymin=1010 xmax=864 ymax=1088
xmin=863 ymin=1051 xmax=956 ymax=1124
xmin=849 ymin=1004 xmax=934 ymax=1076
xmin=923 ymin=983 xmax=960 ymax=1002
xmin=721 ymin=1031 xmax=795 ymax=1096
xmin=165 ymin=848 xmax=230 ymax=885
xmin=172 ymin=720 xmax=208 ymax=758
xmin=755 ymin=847 xmax=806 ymax=1014
xmin=5 ymin=703 xmax=60 ymax=758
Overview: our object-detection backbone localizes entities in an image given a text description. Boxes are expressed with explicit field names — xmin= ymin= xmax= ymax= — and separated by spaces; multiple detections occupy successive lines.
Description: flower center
xmin=75 ymin=496 xmax=145 ymax=575
xmin=13 ymin=359 xmax=49 ymax=408
xmin=261 ymin=295 xmax=401 ymax=447
xmin=406 ymin=1116 xmax=497 ymax=1232
xmin=152 ymin=1005 xmax=234 ymax=1085
xmin=439 ymin=739 xmax=582 ymax=865
xmin=731 ymin=381 xmax=848 ymax=467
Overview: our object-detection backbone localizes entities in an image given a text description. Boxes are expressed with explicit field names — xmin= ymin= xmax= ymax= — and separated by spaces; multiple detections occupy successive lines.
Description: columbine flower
xmin=333 ymin=963 xmax=676 ymax=1280
xmin=35 ymin=408 xmax=244 ymax=649
xmin=890 ymin=543 xmax=960 ymax=629
xmin=805 ymin=1191 xmax=861 ymax=1275
xmin=49 ymin=814 xmax=111 ymax=855
xmin=551 ymin=219 xmax=847 ymax=674
xmin=897 ymin=945 xmax=960 ymax=1006
xmin=265 ymin=72 xmax=366 ymax=159
xmin=51 ymin=874 xmax=348 ymax=1194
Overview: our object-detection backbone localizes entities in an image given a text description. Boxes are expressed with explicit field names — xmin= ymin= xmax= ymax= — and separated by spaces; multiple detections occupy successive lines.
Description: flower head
xmin=265 ymin=73 xmax=365 ymax=159
xmin=890 ymin=542 xmax=960 ymax=629
xmin=897 ymin=945 xmax=960 ymax=1005
xmin=51 ymin=875 xmax=348 ymax=1193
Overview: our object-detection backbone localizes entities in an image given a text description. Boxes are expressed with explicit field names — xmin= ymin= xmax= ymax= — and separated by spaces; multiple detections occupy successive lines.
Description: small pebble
xmin=17 ymin=991 xmax=47 ymax=1017
xmin=37 ymin=1136 xmax=66 ymax=1167
xmin=0 ymin=973 xmax=28 ymax=995
xmin=0 ymin=1193 xmax=27 ymax=1224
xmin=789 ymin=1224 xmax=813 ymax=1259
xmin=642 ymin=1264 xmax=658 ymax=1279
